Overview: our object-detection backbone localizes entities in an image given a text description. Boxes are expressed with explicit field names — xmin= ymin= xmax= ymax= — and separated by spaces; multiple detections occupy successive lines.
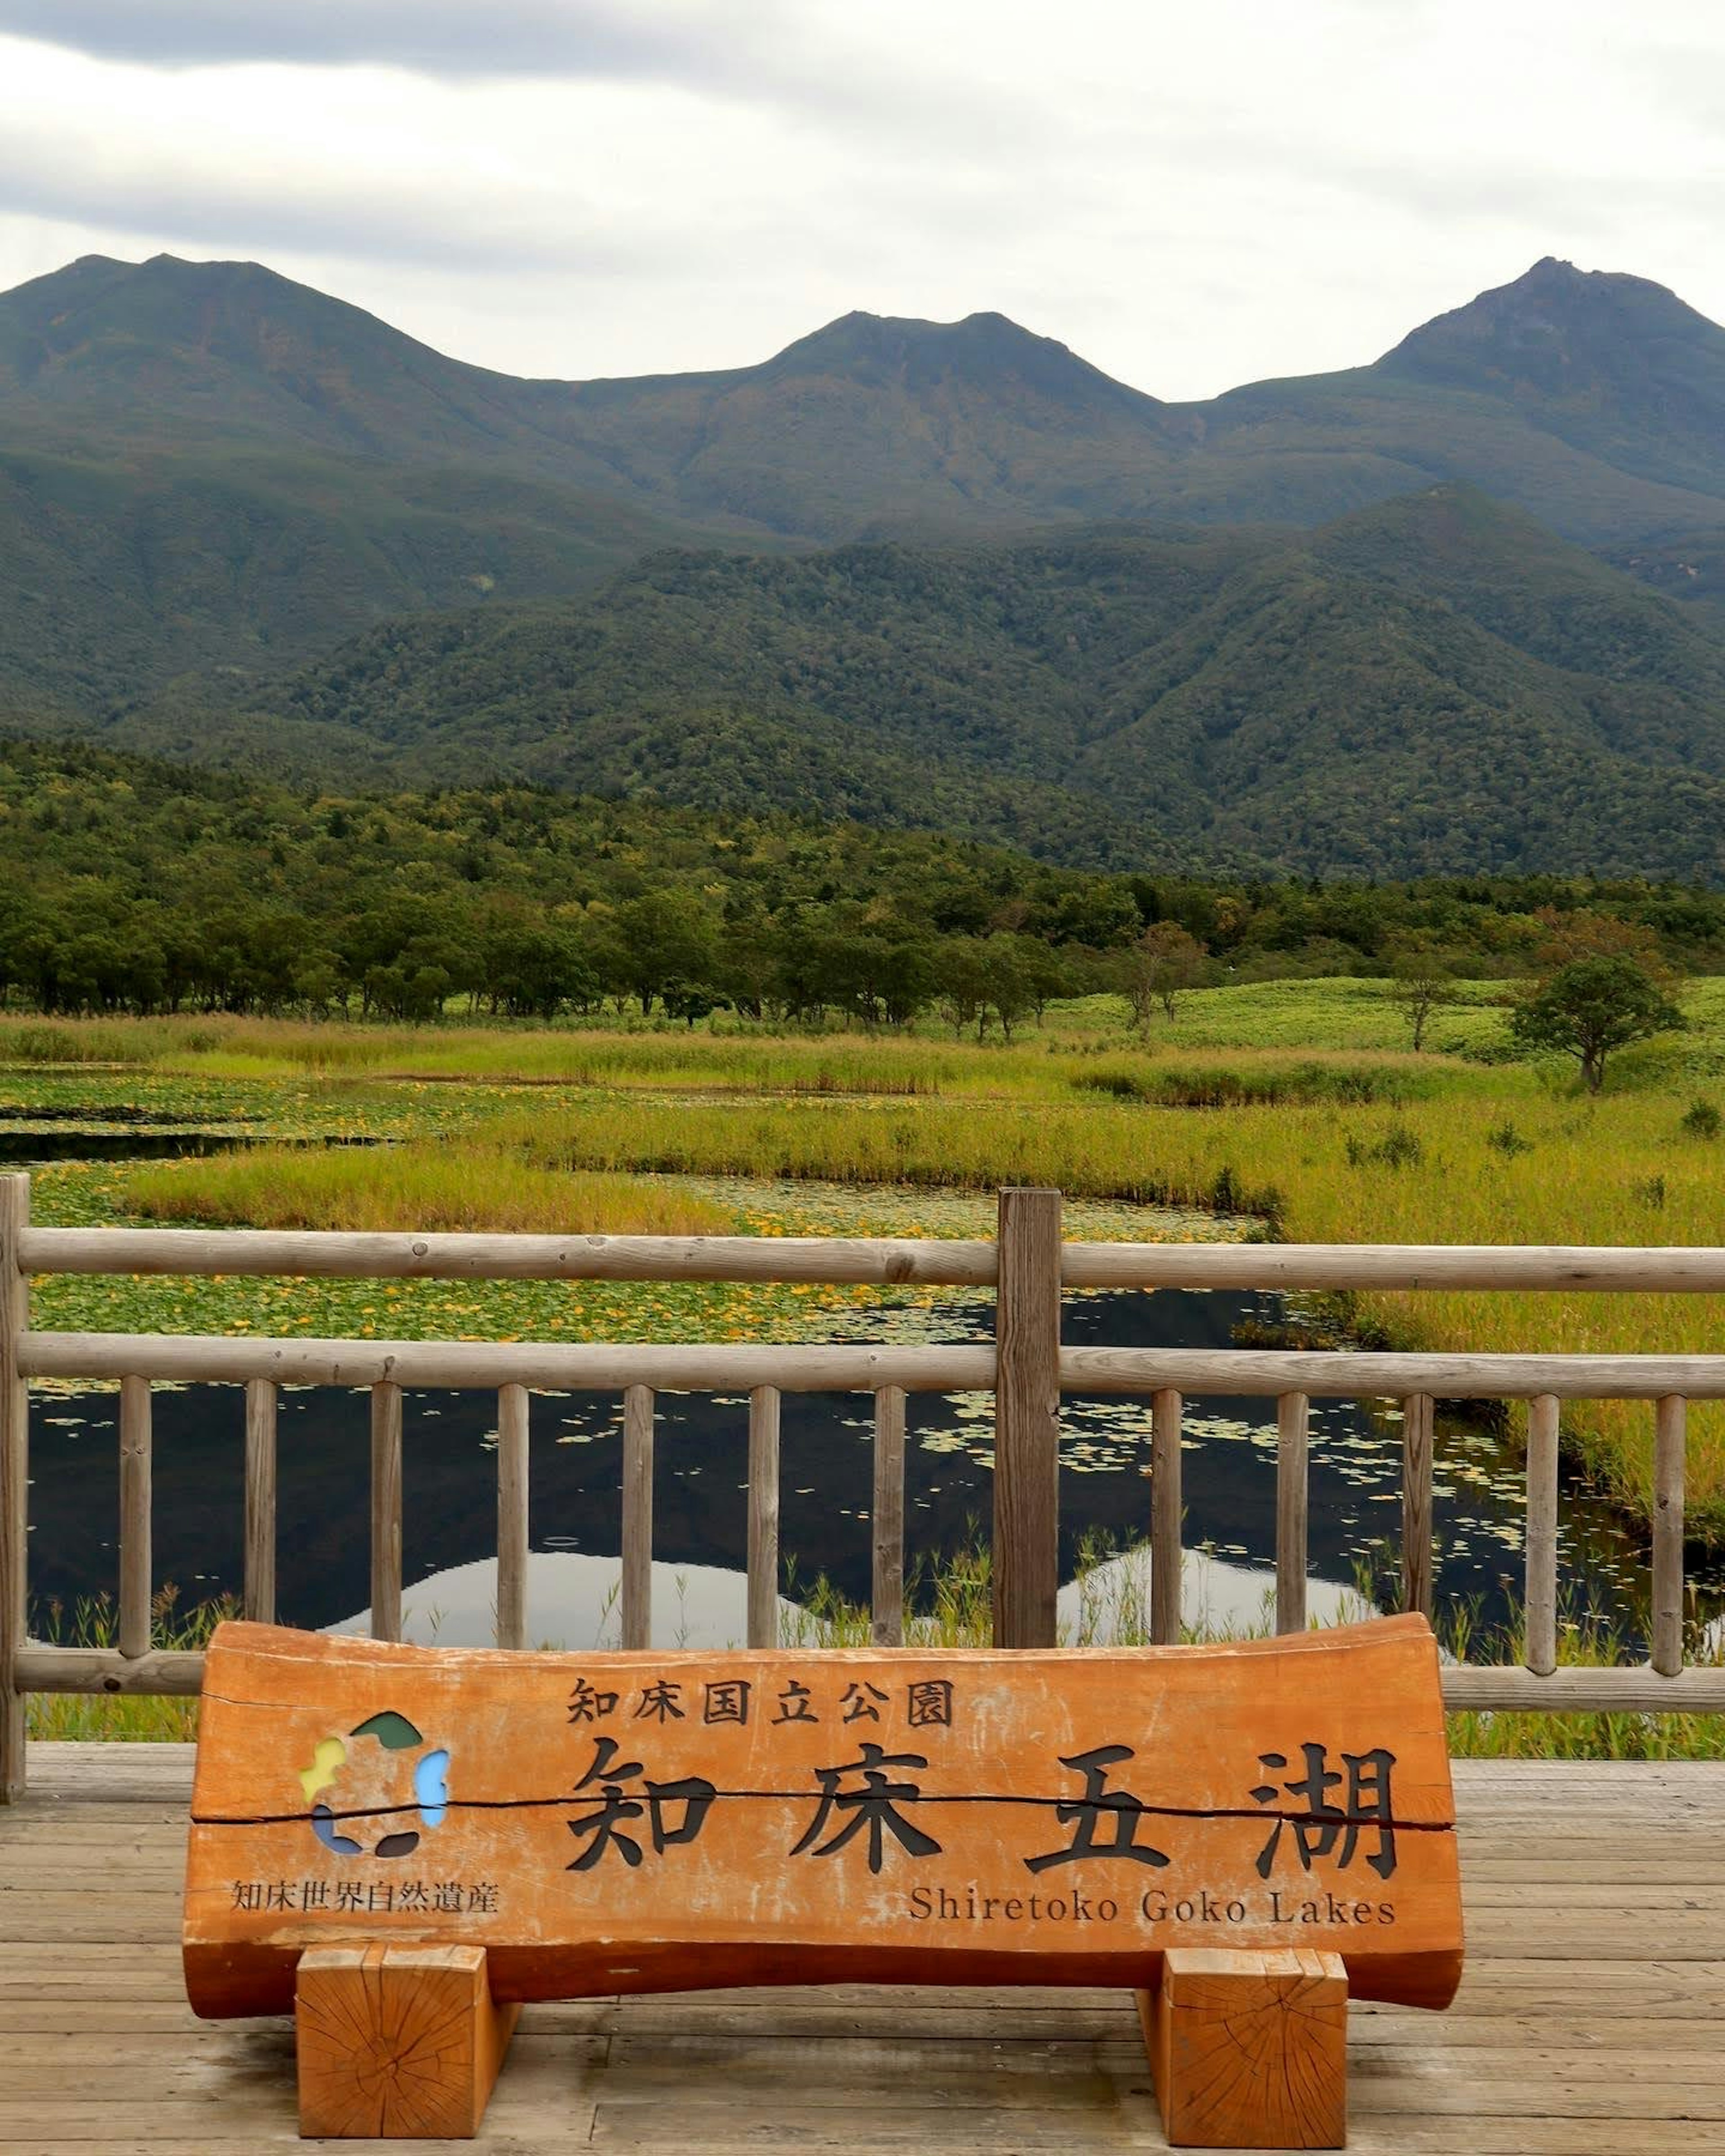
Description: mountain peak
xmin=1377 ymin=257 xmax=1725 ymax=401
xmin=759 ymin=306 xmax=1161 ymax=415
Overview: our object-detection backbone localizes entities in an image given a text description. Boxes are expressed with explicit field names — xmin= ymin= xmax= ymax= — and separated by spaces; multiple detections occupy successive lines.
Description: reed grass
xmin=24 ymin=1585 xmax=229 ymax=1741
xmin=125 ymin=1145 xmax=735 ymax=1237
xmin=27 ymin=1557 xmax=1725 ymax=1759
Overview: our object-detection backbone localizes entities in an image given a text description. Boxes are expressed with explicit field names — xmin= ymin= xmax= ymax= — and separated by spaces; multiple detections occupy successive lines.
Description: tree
xmin=1508 ymin=956 xmax=1684 ymax=1093
xmin=1387 ymin=932 xmax=1458 ymax=1053
xmin=1115 ymin=922 xmax=1208 ymax=1038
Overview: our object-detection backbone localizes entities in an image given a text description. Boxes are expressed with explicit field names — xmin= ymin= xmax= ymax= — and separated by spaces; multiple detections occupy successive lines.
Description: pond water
xmin=27 ymin=1280 xmax=1710 ymax=1656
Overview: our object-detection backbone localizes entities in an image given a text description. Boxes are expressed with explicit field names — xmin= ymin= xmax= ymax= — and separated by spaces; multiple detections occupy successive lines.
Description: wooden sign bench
xmin=184 ymin=1614 xmax=1462 ymax=2147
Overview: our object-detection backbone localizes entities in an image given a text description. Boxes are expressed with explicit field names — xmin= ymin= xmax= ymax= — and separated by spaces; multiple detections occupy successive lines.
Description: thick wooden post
xmin=296 ymin=1944 xmax=518 ymax=2138
xmin=0 ymin=1175 xmax=27 ymax=1802
xmin=992 ymin=1188 xmax=1062 ymax=1649
xmin=1144 ymin=1947 xmax=1348 ymax=2148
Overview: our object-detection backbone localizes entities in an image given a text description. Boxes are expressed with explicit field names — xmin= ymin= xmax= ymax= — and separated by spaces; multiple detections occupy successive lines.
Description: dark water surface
xmin=28 ymin=1286 xmax=1706 ymax=1654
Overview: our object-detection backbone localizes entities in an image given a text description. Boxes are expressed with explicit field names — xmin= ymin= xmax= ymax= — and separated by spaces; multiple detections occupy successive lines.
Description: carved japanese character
xmin=1252 ymin=1744 xmax=1398 ymax=1881
xmin=906 ymin=1679 xmax=954 ymax=1729
xmin=791 ymin=1744 xmax=942 ymax=1874
xmin=567 ymin=1677 xmax=620 ymax=1724
xmin=703 ymin=1679 xmax=751 ymax=1726
xmin=1024 ymin=1745 xmax=1169 ymax=1873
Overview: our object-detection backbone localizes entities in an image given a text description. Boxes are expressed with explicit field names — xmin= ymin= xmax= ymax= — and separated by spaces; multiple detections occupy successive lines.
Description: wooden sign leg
xmin=296 ymin=1944 xmax=519 ymax=2139
xmin=1138 ymin=1947 xmax=1348 ymax=2149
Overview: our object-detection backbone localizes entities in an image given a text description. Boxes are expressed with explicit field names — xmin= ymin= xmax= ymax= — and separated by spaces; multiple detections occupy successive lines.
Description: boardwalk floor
xmin=0 ymin=1744 xmax=1721 ymax=2153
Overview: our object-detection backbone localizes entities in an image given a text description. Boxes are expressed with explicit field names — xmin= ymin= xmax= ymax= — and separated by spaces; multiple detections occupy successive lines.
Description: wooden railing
xmin=4 ymin=1173 xmax=1725 ymax=1801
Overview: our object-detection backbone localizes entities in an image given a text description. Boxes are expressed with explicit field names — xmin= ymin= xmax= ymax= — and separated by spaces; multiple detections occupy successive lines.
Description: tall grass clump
xmin=128 ymin=1144 xmax=735 ymax=1237
xmin=25 ymin=1585 xmax=230 ymax=1740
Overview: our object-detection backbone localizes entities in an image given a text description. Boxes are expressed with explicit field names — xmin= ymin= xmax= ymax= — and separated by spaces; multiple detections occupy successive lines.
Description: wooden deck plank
xmin=0 ymin=1744 xmax=1721 ymax=2154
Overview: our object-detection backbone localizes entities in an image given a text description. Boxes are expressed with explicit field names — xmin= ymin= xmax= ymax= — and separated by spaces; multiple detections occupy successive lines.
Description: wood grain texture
xmin=1652 ymin=1396 xmax=1685 ymax=1678
xmin=747 ymin=1387 xmax=780 ymax=1652
xmin=118 ymin=1377 xmax=152 ymax=1659
xmin=871 ymin=1386 xmax=906 ymax=1648
xmin=1057 ymin=1242 xmax=1725 ymax=1292
xmin=1142 ymin=1946 xmax=1347 ymax=2148
xmin=181 ymin=1616 xmax=1462 ymax=2021
xmin=1401 ymin=1394 xmax=1435 ymax=1621
xmin=1523 ymin=1394 xmax=1559 ymax=1677
xmin=1059 ymin=1346 xmax=1725 ymax=1399
xmin=369 ymin=1381 xmax=403 ymax=1644
xmin=1151 ymin=1387 xmax=1183 ymax=1645
xmin=991 ymin=1188 xmax=1062 ymax=1650
xmin=242 ymin=1379 xmax=276 ymax=1627
xmin=31 ymin=1224 xmax=1725 ymax=1294
xmin=21 ymin=1225 xmax=1000 ymax=1285
xmin=1276 ymin=1392 xmax=1309 ymax=1636
xmin=19 ymin=1331 xmax=996 ymax=1392
xmin=295 ymin=1943 xmax=519 ymax=2138
xmin=495 ymin=1385 xmax=529 ymax=1651
xmin=622 ymin=1383 xmax=654 ymax=1652
xmin=5 ymin=1742 xmax=1722 ymax=2156
xmin=0 ymin=1176 xmax=27 ymax=1802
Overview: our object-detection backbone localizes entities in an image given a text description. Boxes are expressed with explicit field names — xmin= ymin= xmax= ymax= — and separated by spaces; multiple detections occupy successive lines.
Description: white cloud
xmin=0 ymin=0 xmax=1722 ymax=398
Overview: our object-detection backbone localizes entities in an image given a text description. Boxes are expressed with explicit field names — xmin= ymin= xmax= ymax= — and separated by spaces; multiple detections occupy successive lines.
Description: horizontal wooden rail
xmin=26 ymin=1334 xmax=1725 ymax=1402
xmin=26 ymin=1227 xmax=1725 ymax=1294
xmin=19 ymin=1227 xmax=998 ymax=1285
xmin=18 ymin=1649 xmax=1725 ymax=1714
xmin=1440 ymin=1666 xmax=1725 ymax=1711
xmin=16 ymin=1334 xmax=996 ymax=1393
xmin=1058 ymin=1242 xmax=1725 ymax=1291
xmin=1058 ymin=1346 xmax=1725 ymax=1399
xmin=14 ymin=1648 xmax=206 ymax=1695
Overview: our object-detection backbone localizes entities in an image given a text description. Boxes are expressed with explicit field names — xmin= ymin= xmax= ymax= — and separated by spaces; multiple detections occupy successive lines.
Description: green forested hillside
xmin=108 ymin=488 xmax=1725 ymax=879
xmin=2 ymin=734 xmax=1720 ymax=1021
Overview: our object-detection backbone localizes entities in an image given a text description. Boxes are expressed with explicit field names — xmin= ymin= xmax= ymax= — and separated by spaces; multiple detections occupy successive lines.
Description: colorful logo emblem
xmin=298 ymin=1711 xmax=450 ymax=1860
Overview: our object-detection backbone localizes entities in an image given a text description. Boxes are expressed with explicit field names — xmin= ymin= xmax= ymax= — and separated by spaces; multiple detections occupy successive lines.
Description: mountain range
xmin=7 ymin=249 xmax=1725 ymax=874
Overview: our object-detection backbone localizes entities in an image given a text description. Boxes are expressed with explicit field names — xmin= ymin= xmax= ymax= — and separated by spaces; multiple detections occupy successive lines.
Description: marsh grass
xmin=126 ymin=1145 xmax=736 ymax=1237
xmin=25 ymin=1585 xmax=231 ymax=1741
xmin=24 ymin=1556 xmax=1725 ymax=1759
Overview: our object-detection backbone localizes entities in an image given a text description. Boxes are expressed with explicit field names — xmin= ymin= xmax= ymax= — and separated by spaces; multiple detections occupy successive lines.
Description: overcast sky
xmin=1 ymin=0 xmax=1723 ymax=398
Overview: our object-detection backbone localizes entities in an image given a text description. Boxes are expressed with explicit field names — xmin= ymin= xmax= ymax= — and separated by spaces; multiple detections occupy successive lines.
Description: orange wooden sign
xmin=184 ymin=1614 xmax=1461 ymax=2023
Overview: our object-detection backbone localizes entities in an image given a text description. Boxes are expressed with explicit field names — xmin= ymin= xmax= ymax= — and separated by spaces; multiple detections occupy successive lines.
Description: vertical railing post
xmin=1400 ymin=1393 xmax=1435 ymax=1621
xmin=871 ymin=1386 xmax=906 ymax=1647
xmin=1652 ymin=1396 xmax=1686 ymax=1679
xmin=621 ymin=1384 xmax=654 ymax=1652
xmin=243 ymin=1379 xmax=277 ymax=1626
xmin=747 ymin=1386 xmax=781 ymax=1651
xmin=0 ymin=1175 xmax=28 ymax=1802
xmin=118 ymin=1377 xmax=153 ymax=1659
xmin=1523 ymin=1394 xmax=1559 ymax=1677
xmin=992 ymin=1187 xmax=1063 ymax=1649
xmin=1274 ymin=1392 xmax=1309 ymax=1635
xmin=1150 ymin=1388 xmax=1183 ymax=1644
xmin=495 ymin=1384 xmax=529 ymax=1651
xmin=370 ymin=1381 xmax=403 ymax=1643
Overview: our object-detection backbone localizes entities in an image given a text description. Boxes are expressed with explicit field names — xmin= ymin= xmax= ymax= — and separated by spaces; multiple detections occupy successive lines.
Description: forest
xmin=3 ymin=735 xmax=1721 ymax=1025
